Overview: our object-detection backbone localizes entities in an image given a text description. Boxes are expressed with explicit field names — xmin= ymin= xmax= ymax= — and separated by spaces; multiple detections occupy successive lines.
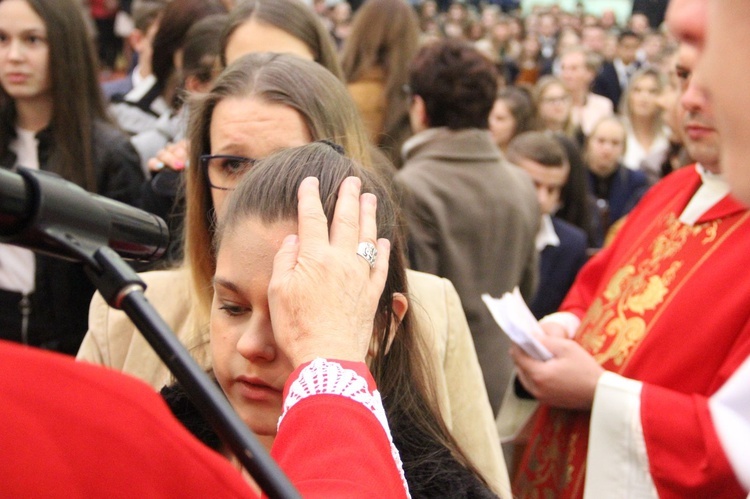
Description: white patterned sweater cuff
xmin=278 ymin=358 xmax=411 ymax=498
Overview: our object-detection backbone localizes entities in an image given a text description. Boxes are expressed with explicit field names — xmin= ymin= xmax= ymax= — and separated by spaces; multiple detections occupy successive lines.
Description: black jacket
xmin=0 ymin=120 xmax=143 ymax=354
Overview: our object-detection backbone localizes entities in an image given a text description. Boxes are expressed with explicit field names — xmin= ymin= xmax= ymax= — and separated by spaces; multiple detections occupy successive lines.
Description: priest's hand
xmin=511 ymin=336 xmax=605 ymax=410
xmin=268 ymin=176 xmax=391 ymax=368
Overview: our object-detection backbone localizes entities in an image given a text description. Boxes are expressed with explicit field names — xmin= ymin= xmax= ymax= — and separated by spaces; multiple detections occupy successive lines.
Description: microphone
xmin=0 ymin=167 xmax=169 ymax=263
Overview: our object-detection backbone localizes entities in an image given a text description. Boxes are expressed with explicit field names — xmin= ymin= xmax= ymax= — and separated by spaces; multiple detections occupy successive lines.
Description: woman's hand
xmin=147 ymin=140 xmax=189 ymax=172
xmin=268 ymin=176 xmax=391 ymax=368
xmin=511 ymin=336 xmax=605 ymax=410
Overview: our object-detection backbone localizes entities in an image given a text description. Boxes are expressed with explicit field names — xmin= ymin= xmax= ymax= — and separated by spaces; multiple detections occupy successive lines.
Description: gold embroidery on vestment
xmin=578 ymin=213 xmax=720 ymax=367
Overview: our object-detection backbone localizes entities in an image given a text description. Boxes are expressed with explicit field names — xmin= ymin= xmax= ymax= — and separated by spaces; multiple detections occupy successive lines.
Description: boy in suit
xmin=506 ymin=132 xmax=589 ymax=319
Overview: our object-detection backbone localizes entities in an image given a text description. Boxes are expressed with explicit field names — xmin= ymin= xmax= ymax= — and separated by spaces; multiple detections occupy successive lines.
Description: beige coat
xmin=78 ymin=267 xmax=511 ymax=497
xmin=395 ymin=128 xmax=540 ymax=415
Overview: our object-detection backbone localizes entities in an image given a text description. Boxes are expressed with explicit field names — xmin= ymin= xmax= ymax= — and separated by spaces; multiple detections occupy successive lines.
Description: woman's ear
xmin=368 ymin=293 xmax=409 ymax=359
xmin=409 ymin=95 xmax=429 ymax=133
xmin=384 ymin=293 xmax=408 ymax=355
xmin=391 ymin=292 xmax=408 ymax=324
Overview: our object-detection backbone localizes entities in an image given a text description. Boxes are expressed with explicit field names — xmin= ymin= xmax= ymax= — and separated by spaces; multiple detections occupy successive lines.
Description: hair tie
xmin=317 ymin=139 xmax=345 ymax=155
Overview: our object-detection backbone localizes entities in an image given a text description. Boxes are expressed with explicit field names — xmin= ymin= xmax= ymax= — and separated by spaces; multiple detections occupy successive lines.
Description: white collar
xmin=536 ymin=214 xmax=561 ymax=251
xmin=678 ymin=163 xmax=731 ymax=225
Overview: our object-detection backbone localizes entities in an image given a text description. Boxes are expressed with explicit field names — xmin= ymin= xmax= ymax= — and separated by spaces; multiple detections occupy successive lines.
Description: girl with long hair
xmin=200 ymin=142 xmax=497 ymax=497
xmin=0 ymin=0 xmax=142 ymax=354
xmin=340 ymin=0 xmax=420 ymax=168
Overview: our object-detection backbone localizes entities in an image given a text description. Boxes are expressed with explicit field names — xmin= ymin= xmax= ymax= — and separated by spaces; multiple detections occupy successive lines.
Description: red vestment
xmin=514 ymin=166 xmax=750 ymax=498
xmin=0 ymin=342 xmax=406 ymax=497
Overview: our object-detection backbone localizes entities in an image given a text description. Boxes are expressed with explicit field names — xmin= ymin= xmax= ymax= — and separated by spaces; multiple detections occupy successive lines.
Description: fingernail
xmin=154 ymin=161 xmax=165 ymax=171
xmin=362 ymin=192 xmax=377 ymax=206
xmin=283 ymin=234 xmax=299 ymax=246
xmin=173 ymin=161 xmax=185 ymax=171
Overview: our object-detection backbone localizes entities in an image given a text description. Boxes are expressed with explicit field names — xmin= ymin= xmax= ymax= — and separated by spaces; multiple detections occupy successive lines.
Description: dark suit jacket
xmin=593 ymin=61 xmax=624 ymax=110
xmin=588 ymin=165 xmax=650 ymax=246
xmin=102 ymin=74 xmax=134 ymax=101
xmin=530 ymin=218 xmax=589 ymax=319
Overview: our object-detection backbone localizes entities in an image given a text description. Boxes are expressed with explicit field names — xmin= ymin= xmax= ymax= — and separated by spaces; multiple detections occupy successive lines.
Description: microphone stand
xmin=0 ymin=168 xmax=300 ymax=499
xmin=85 ymin=248 xmax=301 ymax=499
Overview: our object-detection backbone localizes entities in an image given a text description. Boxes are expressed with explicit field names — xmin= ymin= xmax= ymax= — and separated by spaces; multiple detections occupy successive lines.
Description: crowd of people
xmin=1 ymin=0 xmax=749 ymax=497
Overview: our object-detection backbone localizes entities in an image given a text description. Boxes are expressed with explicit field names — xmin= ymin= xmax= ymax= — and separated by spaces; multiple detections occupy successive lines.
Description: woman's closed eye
xmin=218 ymin=301 xmax=251 ymax=317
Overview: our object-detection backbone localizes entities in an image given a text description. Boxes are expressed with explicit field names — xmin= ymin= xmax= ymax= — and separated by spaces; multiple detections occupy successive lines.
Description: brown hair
xmin=185 ymin=53 xmax=372 ymax=322
xmin=495 ymin=86 xmax=535 ymax=138
xmin=409 ymin=39 xmax=498 ymax=130
xmin=151 ymin=0 xmax=227 ymax=107
xmin=0 ymin=0 xmax=109 ymax=191
xmin=506 ymin=131 xmax=569 ymax=170
xmin=219 ymin=0 xmax=344 ymax=80
xmin=216 ymin=141 xmax=488 ymax=495
xmin=340 ymin=0 xmax=419 ymax=160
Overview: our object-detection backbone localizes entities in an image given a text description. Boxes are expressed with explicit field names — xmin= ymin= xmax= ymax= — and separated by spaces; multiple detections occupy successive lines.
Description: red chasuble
xmin=514 ymin=166 xmax=750 ymax=498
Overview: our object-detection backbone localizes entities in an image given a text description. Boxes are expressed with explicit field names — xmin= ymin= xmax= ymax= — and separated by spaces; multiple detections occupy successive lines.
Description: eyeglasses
xmin=200 ymin=154 xmax=257 ymax=191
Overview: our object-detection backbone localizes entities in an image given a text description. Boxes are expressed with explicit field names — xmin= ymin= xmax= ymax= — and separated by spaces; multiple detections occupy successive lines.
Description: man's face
xmin=516 ymin=158 xmax=569 ymax=215
xmin=581 ymin=26 xmax=606 ymax=55
xmin=560 ymin=52 xmax=591 ymax=93
xmin=617 ymin=35 xmax=641 ymax=65
xmin=667 ymin=0 xmax=750 ymax=204
xmin=676 ymin=44 xmax=720 ymax=173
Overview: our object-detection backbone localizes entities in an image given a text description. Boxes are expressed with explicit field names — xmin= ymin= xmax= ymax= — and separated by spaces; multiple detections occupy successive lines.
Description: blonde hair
xmin=532 ymin=75 xmax=576 ymax=137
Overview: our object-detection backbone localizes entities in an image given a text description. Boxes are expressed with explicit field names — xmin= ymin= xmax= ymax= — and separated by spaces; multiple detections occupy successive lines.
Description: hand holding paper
xmin=482 ymin=288 xmax=553 ymax=361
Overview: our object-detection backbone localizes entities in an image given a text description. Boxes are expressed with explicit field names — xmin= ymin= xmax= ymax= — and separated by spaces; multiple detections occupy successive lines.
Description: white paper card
xmin=482 ymin=287 xmax=553 ymax=361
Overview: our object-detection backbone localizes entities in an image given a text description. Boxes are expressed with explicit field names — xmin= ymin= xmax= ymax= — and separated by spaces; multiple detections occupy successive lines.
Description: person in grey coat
xmin=395 ymin=39 xmax=540 ymax=414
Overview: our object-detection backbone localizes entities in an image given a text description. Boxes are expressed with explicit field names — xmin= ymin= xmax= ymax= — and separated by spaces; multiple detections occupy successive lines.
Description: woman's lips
xmin=4 ymin=73 xmax=29 ymax=84
xmin=235 ymin=376 xmax=282 ymax=402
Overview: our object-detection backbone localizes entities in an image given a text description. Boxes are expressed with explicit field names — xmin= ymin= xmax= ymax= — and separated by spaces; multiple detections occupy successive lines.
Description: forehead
xmin=632 ymin=73 xmax=658 ymax=87
xmin=620 ymin=36 xmax=641 ymax=47
xmin=491 ymin=99 xmax=512 ymax=115
xmin=225 ymin=18 xmax=315 ymax=65
xmin=592 ymin=121 xmax=625 ymax=140
xmin=0 ymin=0 xmax=46 ymax=31
xmin=517 ymin=157 xmax=569 ymax=186
xmin=209 ymin=96 xmax=312 ymax=157
xmin=562 ymin=52 xmax=584 ymax=66
xmin=215 ymin=217 xmax=297 ymax=289
xmin=542 ymin=82 xmax=566 ymax=95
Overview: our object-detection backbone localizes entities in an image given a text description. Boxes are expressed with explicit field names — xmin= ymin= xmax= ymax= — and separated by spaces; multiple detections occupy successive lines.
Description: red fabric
xmin=272 ymin=359 xmax=407 ymax=498
xmin=642 ymin=385 xmax=745 ymax=498
xmin=90 ymin=0 xmax=118 ymax=19
xmin=0 ymin=344 xmax=405 ymax=498
xmin=514 ymin=166 xmax=750 ymax=498
xmin=0 ymin=340 xmax=253 ymax=498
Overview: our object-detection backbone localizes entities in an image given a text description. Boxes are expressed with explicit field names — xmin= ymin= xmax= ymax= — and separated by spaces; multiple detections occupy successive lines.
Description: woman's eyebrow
xmin=213 ymin=277 xmax=240 ymax=294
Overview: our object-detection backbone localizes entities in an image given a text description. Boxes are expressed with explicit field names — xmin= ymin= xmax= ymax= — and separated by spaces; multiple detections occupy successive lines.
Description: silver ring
xmin=356 ymin=242 xmax=377 ymax=268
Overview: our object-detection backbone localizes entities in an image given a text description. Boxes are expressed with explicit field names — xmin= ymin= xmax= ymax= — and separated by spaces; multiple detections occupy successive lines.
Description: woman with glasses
xmin=532 ymin=76 xmax=577 ymax=139
xmin=78 ymin=53 xmax=511 ymax=497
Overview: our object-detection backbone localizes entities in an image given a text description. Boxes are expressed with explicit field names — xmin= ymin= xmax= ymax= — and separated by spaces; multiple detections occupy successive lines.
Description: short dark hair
xmin=409 ymin=39 xmax=498 ymax=130
xmin=506 ymin=131 xmax=568 ymax=169
xmin=618 ymin=29 xmax=642 ymax=44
